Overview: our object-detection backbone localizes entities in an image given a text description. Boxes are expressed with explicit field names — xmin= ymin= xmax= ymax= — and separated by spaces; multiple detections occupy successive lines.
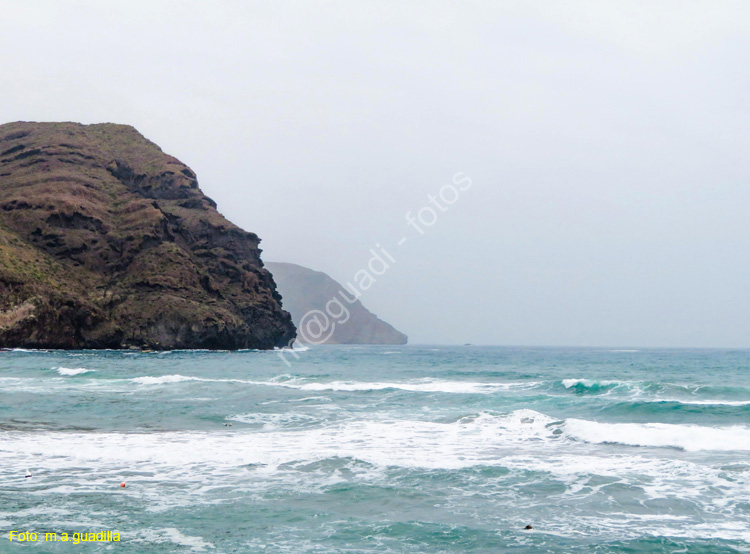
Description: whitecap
xmin=103 ymin=374 xmax=540 ymax=395
xmin=0 ymin=409 xmax=558 ymax=472
xmin=227 ymin=412 xmax=321 ymax=430
xmin=55 ymin=367 xmax=95 ymax=376
xmin=648 ymin=398 xmax=750 ymax=407
xmin=131 ymin=375 xmax=206 ymax=385
xmin=564 ymin=419 xmax=750 ymax=451
xmin=562 ymin=378 xmax=620 ymax=389
xmin=283 ymin=378 xmax=536 ymax=394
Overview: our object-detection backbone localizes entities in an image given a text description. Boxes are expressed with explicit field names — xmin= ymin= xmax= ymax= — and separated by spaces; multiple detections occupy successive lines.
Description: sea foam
xmin=285 ymin=379 xmax=532 ymax=394
xmin=565 ymin=419 xmax=750 ymax=451
xmin=131 ymin=375 xmax=207 ymax=385
xmin=55 ymin=367 xmax=95 ymax=376
xmin=126 ymin=374 xmax=533 ymax=394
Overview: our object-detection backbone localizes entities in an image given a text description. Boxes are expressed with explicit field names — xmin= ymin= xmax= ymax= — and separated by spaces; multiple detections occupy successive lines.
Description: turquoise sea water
xmin=1 ymin=346 xmax=749 ymax=553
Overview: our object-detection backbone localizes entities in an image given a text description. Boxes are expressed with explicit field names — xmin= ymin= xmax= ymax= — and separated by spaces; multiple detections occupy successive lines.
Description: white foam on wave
xmin=3 ymin=410 xmax=750 ymax=531
xmin=562 ymin=378 xmax=620 ymax=389
xmin=0 ymin=409 xmax=556 ymax=472
xmin=227 ymin=411 xmax=321 ymax=429
xmin=130 ymin=374 xmax=287 ymax=387
xmin=565 ymin=419 xmax=750 ymax=451
xmin=135 ymin=528 xmax=215 ymax=552
xmin=649 ymin=398 xmax=750 ymax=407
xmin=274 ymin=343 xmax=310 ymax=352
xmin=126 ymin=374 xmax=535 ymax=394
xmin=498 ymin=451 xmax=742 ymax=501
xmin=130 ymin=374 xmax=271 ymax=387
xmin=55 ymin=367 xmax=95 ymax=376
xmin=4 ymin=410 xmax=747 ymax=489
xmin=283 ymin=378 xmax=536 ymax=394
xmin=131 ymin=375 xmax=206 ymax=385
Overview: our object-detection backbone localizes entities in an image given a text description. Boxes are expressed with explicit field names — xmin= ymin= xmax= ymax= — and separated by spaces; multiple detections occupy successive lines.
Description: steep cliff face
xmin=266 ymin=262 xmax=407 ymax=345
xmin=0 ymin=121 xmax=295 ymax=349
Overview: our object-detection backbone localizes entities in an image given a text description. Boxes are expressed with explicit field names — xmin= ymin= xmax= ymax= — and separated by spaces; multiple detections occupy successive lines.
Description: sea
xmin=1 ymin=345 xmax=749 ymax=553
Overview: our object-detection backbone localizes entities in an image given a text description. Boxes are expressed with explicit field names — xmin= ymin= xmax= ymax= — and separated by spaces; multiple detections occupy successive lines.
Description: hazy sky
xmin=2 ymin=1 xmax=749 ymax=347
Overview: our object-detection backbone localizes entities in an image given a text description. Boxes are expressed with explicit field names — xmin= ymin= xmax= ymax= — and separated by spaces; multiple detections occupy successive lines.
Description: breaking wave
xmin=127 ymin=374 xmax=535 ymax=394
xmin=564 ymin=419 xmax=750 ymax=451
xmin=55 ymin=367 xmax=95 ymax=376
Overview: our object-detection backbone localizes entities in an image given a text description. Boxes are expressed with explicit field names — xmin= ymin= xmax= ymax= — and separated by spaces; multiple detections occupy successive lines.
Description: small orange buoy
xmin=120 ymin=482 xmax=126 ymax=488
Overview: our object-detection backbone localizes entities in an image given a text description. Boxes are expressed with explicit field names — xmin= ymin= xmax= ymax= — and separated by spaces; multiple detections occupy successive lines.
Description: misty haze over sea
xmin=3 ymin=1 xmax=749 ymax=347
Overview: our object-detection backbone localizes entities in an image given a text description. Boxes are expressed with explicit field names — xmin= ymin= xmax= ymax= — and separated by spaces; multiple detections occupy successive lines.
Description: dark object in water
xmin=524 ymin=524 xmax=533 ymax=530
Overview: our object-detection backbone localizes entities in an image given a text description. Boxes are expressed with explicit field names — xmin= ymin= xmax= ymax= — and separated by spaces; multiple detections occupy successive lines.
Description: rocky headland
xmin=0 ymin=121 xmax=295 ymax=349
xmin=266 ymin=262 xmax=407 ymax=345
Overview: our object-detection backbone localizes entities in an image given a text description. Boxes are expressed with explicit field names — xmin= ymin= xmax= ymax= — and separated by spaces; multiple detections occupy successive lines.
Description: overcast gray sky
xmin=2 ymin=1 xmax=749 ymax=347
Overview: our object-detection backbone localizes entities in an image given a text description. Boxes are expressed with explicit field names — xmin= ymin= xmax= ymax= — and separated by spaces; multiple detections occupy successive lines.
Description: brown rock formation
xmin=0 ymin=121 xmax=295 ymax=349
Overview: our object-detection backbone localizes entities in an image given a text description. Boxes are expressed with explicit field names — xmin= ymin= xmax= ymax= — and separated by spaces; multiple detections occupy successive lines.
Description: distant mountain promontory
xmin=0 ymin=121 xmax=295 ymax=350
xmin=266 ymin=262 xmax=407 ymax=345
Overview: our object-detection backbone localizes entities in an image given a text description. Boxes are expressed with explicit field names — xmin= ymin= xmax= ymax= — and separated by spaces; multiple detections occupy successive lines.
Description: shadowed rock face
xmin=266 ymin=262 xmax=407 ymax=345
xmin=0 ymin=121 xmax=295 ymax=349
